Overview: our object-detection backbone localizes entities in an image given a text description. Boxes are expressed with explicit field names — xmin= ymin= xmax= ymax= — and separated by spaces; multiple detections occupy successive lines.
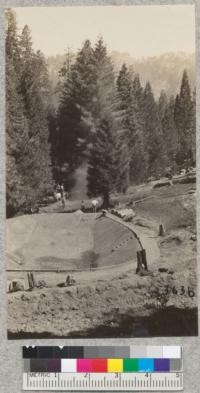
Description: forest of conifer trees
xmin=6 ymin=10 xmax=54 ymax=217
xmin=6 ymin=9 xmax=196 ymax=215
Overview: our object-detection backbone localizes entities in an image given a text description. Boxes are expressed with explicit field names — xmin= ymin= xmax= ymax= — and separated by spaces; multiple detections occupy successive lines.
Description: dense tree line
xmin=6 ymin=10 xmax=54 ymax=217
xmin=57 ymin=38 xmax=196 ymax=205
xmin=6 ymin=10 xmax=196 ymax=213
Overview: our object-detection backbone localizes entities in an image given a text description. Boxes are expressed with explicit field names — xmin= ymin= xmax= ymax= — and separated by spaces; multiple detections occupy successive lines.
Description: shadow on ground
xmin=8 ymin=306 xmax=198 ymax=339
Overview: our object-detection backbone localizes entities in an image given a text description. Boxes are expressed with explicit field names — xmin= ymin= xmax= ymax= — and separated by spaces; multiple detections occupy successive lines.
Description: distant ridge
xmin=111 ymin=51 xmax=195 ymax=98
xmin=47 ymin=51 xmax=195 ymax=102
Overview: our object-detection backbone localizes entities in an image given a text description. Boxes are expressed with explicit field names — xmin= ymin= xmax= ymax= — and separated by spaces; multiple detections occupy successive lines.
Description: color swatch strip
xmin=25 ymin=358 xmax=182 ymax=373
xmin=23 ymin=346 xmax=181 ymax=359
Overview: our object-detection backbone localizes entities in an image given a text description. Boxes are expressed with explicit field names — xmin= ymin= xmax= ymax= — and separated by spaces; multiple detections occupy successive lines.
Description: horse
xmin=54 ymin=192 xmax=62 ymax=202
xmin=91 ymin=199 xmax=99 ymax=213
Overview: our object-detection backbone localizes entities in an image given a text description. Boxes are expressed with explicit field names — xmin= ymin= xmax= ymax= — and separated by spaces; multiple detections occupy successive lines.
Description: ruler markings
xmin=23 ymin=372 xmax=183 ymax=391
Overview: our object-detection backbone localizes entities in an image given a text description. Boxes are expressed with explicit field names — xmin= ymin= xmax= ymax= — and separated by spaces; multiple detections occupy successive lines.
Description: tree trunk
xmin=103 ymin=192 xmax=110 ymax=208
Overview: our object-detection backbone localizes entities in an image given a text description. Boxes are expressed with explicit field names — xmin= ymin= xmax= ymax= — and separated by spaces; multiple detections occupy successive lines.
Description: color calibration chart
xmin=23 ymin=345 xmax=183 ymax=391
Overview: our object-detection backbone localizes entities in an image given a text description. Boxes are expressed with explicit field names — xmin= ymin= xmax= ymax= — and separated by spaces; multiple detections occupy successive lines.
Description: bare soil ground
xmin=7 ymin=182 xmax=197 ymax=338
xmin=7 ymin=213 xmax=140 ymax=275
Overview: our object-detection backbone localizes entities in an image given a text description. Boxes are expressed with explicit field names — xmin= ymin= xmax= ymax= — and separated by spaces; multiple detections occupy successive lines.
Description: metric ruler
xmin=22 ymin=345 xmax=183 ymax=391
xmin=23 ymin=372 xmax=183 ymax=391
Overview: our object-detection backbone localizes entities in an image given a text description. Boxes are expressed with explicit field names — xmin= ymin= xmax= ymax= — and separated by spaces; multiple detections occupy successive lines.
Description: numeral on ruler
xmin=23 ymin=372 xmax=183 ymax=391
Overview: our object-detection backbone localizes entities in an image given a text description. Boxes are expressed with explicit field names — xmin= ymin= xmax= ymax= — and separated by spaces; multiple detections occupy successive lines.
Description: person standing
xmin=60 ymin=183 xmax=65 ymax=208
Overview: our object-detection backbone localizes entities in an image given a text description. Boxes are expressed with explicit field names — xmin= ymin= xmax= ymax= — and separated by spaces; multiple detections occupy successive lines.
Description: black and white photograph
xmin=6 ymin=4 xmax=197 ymax=338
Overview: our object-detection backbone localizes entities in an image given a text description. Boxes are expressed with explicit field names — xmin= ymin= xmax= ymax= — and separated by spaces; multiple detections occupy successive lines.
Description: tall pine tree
xmin=161 ymin=96 xmax=177 ymax=171
xmin=87 ymin=39 xmax=126 ymax=205
xmin=6 ymin=60 xmax=30 ymax=216
xmin=117 ymin=64 xmax=145 ymax=186
xmin=143 ymin=81 xmax=163 ymax=178
xmin=158 ymin=90 xmax=168 ymax=121
xmin=57 ymin=39 xmax=96 ymax=169
xmin=174 ymin=70 xmax=193 ymax=167
xmin=6 ymin=10 xmax=54 ymax=215
xmin=6 ymin=10 xmax=29 ymax=216
xmin=19 ymin=26 xmax=54 ymax=201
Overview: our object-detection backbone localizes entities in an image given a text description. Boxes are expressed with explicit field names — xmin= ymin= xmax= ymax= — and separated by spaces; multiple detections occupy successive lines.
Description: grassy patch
xmin=135 ymin=197 xmax=195 ymax=231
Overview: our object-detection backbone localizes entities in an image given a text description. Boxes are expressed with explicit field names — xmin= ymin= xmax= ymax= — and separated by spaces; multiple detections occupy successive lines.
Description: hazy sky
xmin=14 ymin=5 xmax=195 ymax=58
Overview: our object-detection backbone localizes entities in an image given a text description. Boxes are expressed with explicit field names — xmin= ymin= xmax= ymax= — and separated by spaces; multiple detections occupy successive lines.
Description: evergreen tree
xmin=132 ymin=74 xmax=144 ymax=106
xmin=57 ymin=39 xmax=96 ymax=169
xmin=19 ymin=26 xmax=54 ymax=200
xmin=87 ymin=118 xmax=118 ymax=207
xmin=6 ymin=10 xmax=28 ymax=215
xmin=174 ymin=70 xmax=193 ymax=167
xmin=91 ymin=38 xmax=116 ymax=125
xmin=132 ymin=74 xmax=147 ymax=182
xmin=87 ymin=39 xmax=125 ymax=205
xmin=116 ymin=64 xmax=143 ymax=186
xmin=5 ymin=9 xmax=20 ymax=72
xmin=158 ymin=89 xmax=168 ymax=120
xmin=161 ymin=96 xmax=177 ymax=170
xmin=6 ymin=60 xmax=29 ymax=216
xmin=143 ymin=81 xmax=163 ymax=178
xmin=6 ymin=11 xmax=54 ymax=215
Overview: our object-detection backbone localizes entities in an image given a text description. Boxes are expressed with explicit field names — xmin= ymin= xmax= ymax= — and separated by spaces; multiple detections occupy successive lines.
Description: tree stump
xmin=141 ymin=249 xmax=148 ymax=270
xmin=30 ymin=272 xmax=36 ymax=287
xmin=27 ymin=273 xmax=32 ymax=289
xmin=27 ymin=272 xmax=36 ymax=290
xmin=136 ymin=249 xmax=148 ymax=274
xmin=158 ymin=224 xmax=165 ymax=236
xmin=12 ymin=281 xmax=17 ymax=291
xmin=136 ymin=250 xmax=143 ymax=274
xmin=10 ymin=280 xmax=24 ymax=292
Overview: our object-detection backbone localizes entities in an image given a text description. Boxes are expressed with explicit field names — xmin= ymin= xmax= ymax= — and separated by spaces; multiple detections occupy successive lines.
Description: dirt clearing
xmin=7 ymin=183 xmax=197 ymax=338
